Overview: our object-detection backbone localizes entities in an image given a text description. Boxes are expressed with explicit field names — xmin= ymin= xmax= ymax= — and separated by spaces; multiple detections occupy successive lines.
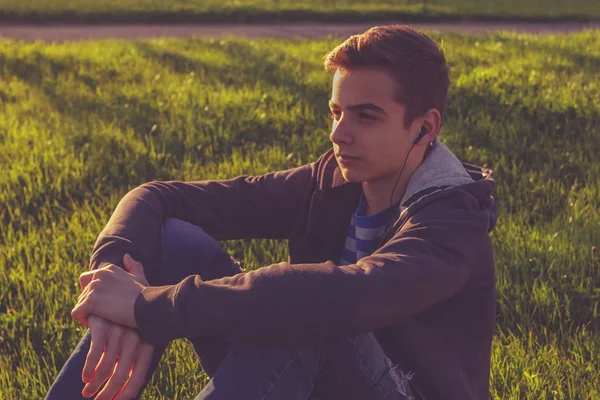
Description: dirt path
xmin=0 ymin=21 xmax=598 ymax=42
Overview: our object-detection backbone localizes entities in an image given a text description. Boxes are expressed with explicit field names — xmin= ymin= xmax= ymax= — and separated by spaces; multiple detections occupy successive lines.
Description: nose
xmin=329 ymin=118 xmax=353 ymax=146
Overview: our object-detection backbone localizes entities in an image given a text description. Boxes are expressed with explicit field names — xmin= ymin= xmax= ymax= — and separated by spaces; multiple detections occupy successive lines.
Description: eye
xmin=359 ymin=113 xmax=376 ymax=121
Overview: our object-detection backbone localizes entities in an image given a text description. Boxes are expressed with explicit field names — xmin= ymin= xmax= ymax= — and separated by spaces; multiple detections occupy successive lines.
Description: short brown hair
xmin=324 ymin=25 xmax=450 ymax=129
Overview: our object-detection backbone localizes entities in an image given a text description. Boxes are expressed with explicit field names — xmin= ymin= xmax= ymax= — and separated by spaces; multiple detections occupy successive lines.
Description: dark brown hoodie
xmin=89 ymin=137 xmax=498 ymax=399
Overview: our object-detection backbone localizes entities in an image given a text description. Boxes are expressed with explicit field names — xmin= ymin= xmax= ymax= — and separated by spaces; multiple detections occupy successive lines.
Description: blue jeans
xmin=46 ymin=218 xmax=415 ymax=399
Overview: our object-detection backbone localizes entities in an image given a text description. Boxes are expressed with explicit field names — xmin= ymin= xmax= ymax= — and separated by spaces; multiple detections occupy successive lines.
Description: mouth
xmin=337 ymin=154 xmax=361 ymax=165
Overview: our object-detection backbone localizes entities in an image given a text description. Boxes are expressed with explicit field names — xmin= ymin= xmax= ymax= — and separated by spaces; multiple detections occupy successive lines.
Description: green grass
xmin=0 ymin=0 xmax=600 ymax=23
xmin=0 ymin=31 xmax=599 ymax=399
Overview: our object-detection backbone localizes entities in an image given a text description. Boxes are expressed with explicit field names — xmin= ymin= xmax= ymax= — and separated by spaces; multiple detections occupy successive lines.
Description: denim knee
xmin=312 ymin=333 xmax=415 ymax=400
xmin=151 ymin=218 xmax=242 ymax=286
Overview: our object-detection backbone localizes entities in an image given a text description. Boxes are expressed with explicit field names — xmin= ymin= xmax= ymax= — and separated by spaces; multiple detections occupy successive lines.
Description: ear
xmin=420 ymin=108 xmax=442 ymax=144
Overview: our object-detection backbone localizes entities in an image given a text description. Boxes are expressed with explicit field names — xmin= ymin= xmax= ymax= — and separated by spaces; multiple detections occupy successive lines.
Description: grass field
xmin=0 ymin=31 xmax=599 ymax=399
xmin=1 ymin=0 xmax=600 ymax=23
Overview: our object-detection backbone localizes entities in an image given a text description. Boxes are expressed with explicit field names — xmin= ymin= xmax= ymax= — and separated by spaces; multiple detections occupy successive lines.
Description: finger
xmin=112 ymin=369 xmax=135 ymax=400
xmin=79 ymin=270 xmax=96 ymax=291
xmin=72 ymin=279 xmax=102 ymax=327
xmin=95 ymin=331 xmax=139 ymax=400
xmin=122 ymin=254 xmax=138 ymax=274
xmin=82 ymin=325 xmax=123 ymax=397
xmin=76 ymin=283 xmax=91 ymax=306
xmin=72 ymin=292 xmax=94 ymax=328
xmin=82 ymin=317 xmax=108 ymax=384
xmin=123 ymin=253 xmax=148 ymax=285
xmin=77 ymin=277 xmax=95 ymax=301
xmin=113 ymin=342 xmax=154 ymax=400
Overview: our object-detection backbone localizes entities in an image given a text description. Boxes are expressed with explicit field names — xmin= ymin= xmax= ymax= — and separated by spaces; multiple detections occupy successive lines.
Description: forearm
xmin=132 ymin=194 xmax=486 ymax=347
xmin=89 ymin=164 xmax=315 ymax=273
xmin=134 ymin=253 xmax=471 ymax=347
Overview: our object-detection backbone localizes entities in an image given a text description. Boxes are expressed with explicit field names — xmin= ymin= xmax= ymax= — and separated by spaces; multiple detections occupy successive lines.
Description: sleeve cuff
xmin=134 ymin=284 xmax=181 ymax=345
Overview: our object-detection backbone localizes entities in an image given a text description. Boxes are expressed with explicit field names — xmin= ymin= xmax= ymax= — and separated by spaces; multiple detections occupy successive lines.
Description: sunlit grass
xmin=0 ymin=31 xmax=599 ymax=399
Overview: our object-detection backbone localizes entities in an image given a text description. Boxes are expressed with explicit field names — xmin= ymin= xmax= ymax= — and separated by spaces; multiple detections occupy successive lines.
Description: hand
xmin=78 ymin=254 xmax=150 ymax=291
xmin=80 ymin=254 xmax=153 ymax=399
xmin=82 ymin=316 xmax=154 ymax=400
xmin=72 ymin=253 xmax=148 ymax=328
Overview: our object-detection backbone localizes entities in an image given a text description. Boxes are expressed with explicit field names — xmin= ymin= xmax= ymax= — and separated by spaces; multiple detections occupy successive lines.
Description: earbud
xmin=382 ymin=125 xmax=429 ymax=242
xmin=388 ymin=125 xmax=428 ymax=210
xmin=413 ymin=126 xmax=427 ymax=145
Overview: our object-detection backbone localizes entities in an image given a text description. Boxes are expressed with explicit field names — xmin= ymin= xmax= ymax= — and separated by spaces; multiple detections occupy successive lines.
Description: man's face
xmin=329 ymin=67 xmax=421 ymax=184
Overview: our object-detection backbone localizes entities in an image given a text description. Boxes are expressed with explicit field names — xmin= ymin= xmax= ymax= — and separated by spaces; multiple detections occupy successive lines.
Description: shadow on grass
xmin=128 ymin=40 xmax=330 ymax=152
xmin=2 ymin=41 xmax=598 ymax=212
xmin=1 ymin=41 xmax=329 ymax=152
xmin=446 ymin=84 xmax=598 ymax=181
xmin=0 ymin=43 xmax=332 ymax=231
xmin=2 ymin=41 xmax=598 ymax=223
xmin=132 ymin=39 xmax=328 ymax=108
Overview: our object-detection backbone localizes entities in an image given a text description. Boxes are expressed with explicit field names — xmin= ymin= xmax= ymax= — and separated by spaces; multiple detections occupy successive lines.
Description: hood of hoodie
xmin=400 ymin=137 xmax=498 ymax=233
xmin=326 ymin=136 xmax=498 ymax=233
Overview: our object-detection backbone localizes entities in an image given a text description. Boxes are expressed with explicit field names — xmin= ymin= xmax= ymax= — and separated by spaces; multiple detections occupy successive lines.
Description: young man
xmin=49 ymin=25 xmax=497 ymax=399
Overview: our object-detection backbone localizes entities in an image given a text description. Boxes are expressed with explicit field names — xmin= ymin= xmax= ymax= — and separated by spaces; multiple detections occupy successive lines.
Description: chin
xmin=339 ymin=167 xmax=369 ymax=183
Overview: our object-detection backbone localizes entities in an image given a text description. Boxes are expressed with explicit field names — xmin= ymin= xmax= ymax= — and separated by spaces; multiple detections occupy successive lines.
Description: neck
xmin=361 ymin=150 xmax=425 ymax=216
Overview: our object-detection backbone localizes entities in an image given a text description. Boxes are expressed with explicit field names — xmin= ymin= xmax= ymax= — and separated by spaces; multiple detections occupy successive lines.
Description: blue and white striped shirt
xmin=339 ymin=190 xmax=402 ymax=265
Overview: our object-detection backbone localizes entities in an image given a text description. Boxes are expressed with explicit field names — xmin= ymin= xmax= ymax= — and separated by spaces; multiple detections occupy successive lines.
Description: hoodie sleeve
xmin=134 ymin=188 xmax=493 ymax=346
xmin=87 ymin=161 xmax=316 ymax=273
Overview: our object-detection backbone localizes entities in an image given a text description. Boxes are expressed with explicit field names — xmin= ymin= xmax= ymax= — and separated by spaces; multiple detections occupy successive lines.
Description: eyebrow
xmin=328 ymin=100 xmax=388 ymax=115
